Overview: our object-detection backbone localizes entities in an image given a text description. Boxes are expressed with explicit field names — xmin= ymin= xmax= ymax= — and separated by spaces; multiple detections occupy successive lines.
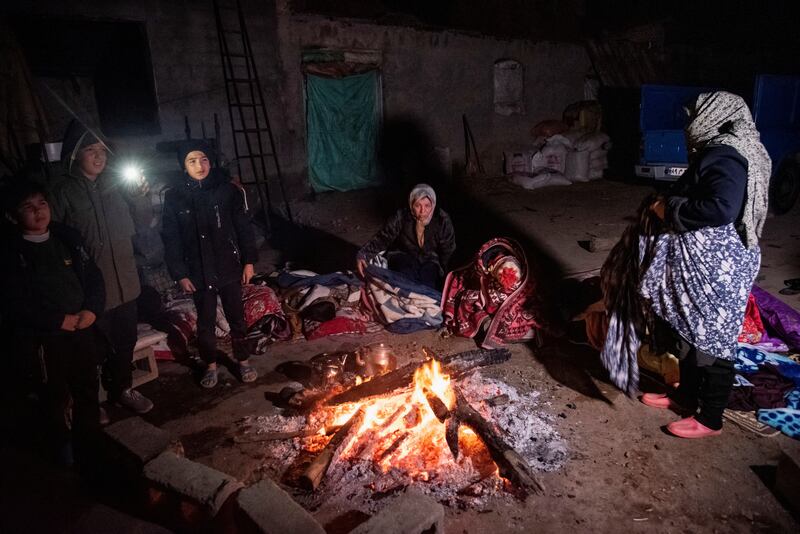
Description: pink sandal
xmin=666 ymin=416 xmax=722 ymax=439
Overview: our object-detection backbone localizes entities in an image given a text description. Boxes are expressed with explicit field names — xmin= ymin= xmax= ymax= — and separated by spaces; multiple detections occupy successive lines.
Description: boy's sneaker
xmin=116 ymin=389 xmax=154 ymax=414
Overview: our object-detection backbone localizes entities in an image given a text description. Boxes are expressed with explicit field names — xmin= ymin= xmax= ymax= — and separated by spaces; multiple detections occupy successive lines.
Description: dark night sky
xmin=291 ymin=0 xmax=800 ymax=47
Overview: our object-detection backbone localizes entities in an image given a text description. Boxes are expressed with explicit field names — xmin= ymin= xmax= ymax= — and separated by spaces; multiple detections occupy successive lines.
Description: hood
xmin=60 ymin=119 xmax=109 ymax=176
xmin=177 ymin=139 xmax=216 ymax=170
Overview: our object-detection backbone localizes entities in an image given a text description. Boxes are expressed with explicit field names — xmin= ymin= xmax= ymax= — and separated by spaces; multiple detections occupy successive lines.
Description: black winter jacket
xmin=0 ymin=222 xmax=105 ymax=336
xmin=161 ymin=169 xmax=258 ymax=290
xmin=357 ymin=208 xmax=456 ymax=273
xmin=666 ymin=144 xmax=748 ymax=233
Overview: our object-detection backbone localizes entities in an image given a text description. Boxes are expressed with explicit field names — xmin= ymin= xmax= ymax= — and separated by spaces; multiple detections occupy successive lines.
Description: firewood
xmin=445 ymin=415 xmax=460 ymax=459
xmin=380 ymin=401 xmax=410 ymax=431
xmin=327 ymin=348 xmax=511 ymax=405
xmin=451 ymin=386 xmax=544 ymax=495
xmin=233 ymin=428 xmax=320 ymax=443
xmin=233 ymin=424 xmax=342 ymax=443
xmin=353 ymin=403 xmax=408 ymax=460
xmin=378 ymin=431 xmax=409 ymax=461
xmin=423 ymin=387 xmax=450 ymax=422
xmin=300 ymin=406 xmax=366 ymax=491
xmin=404 ymin=405 xmax=420 ymax=428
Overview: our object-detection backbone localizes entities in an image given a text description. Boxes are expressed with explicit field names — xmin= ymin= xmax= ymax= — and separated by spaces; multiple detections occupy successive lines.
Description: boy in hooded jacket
xmin=50 ymin=120 xmax=154 ymax=415
xmin=161 ymin=140 xmax=259 ymax=387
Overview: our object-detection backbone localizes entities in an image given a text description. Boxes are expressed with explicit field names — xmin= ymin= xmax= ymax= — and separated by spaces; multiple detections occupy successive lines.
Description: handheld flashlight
xmin=122 ymin=164 xmax=142 ymax=182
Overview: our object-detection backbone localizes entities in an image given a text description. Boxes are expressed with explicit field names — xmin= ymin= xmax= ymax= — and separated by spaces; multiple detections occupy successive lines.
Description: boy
xmin=161 ymin=140 xmax=259 ymax=388
xmin=1 ymin=181 xmax=105 ymax=465
xmin=51 ymin=121 xmax=153 ymax=414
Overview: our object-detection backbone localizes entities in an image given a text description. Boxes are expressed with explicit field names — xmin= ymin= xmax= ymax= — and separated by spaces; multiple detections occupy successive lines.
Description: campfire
xmin=239 ymin=348 xmax=568 ymax=512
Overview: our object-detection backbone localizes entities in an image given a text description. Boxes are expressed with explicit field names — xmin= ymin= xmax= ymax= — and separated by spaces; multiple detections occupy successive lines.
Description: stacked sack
xmin=509 ymin=134 xmax=572 ymax=190
xmin=571 ymin=132 xmax=611 ymax=181
xmin=505 ymin=113 xmax=611 ymax=190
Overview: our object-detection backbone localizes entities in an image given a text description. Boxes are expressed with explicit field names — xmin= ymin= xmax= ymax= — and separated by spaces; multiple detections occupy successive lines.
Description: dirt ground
xmin=4 ymin=176 xmax=800 ymax=533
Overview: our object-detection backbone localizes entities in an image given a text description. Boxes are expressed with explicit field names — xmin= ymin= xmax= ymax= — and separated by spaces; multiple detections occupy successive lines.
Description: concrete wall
xmin=6 ymin=0 xmax=590 ymax=190
xmin=274 ymin=2 xmax=590 ymax=183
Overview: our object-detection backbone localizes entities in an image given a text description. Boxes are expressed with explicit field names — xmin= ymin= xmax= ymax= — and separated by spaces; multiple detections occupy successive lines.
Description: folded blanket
xmin=361 ymin=265 xmax=442 ymax=332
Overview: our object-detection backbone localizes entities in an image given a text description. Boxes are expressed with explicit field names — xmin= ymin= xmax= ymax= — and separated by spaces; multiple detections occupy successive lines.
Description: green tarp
xmin=306 ymin=71 xmax=381 ymax=192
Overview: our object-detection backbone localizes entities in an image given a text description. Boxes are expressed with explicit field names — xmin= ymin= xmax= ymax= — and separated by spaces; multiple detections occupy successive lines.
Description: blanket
xmin=162 ymin=284 xmax=289 ymax=355
xmin=361 ymin=264 xmax=442 ymax=332
xmin=733 ymin=344 xmax=800 ymax=439
xmin=441 ymin=238 xmax=550 ymax=348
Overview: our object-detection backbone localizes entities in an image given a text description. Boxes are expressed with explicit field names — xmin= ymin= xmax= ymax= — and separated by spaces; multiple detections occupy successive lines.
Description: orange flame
xmin=315 ymin=355 xmax=498 ymax=480
xmin=412 ymin=359 xmax=455 ymax=415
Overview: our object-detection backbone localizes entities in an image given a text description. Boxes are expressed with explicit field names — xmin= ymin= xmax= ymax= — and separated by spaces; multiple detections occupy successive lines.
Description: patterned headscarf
xmin=685 ymin=91 xmax=771 ymax=249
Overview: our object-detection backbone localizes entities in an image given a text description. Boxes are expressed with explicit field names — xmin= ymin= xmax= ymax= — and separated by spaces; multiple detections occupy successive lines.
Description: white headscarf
xmin=685 ymin=91 xmax=771 ymax=249
xmin=408 ymin=183 xmax=436 ymax=247
xmin=408 ymin=184 xmax=436 ymax=219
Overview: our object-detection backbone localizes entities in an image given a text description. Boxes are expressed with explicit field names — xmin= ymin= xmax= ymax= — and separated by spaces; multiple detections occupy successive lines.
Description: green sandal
xmin=200 ymin=367 xmax=218 ymax=389
xmin=239 ymin=362 xmax=258 ymax=383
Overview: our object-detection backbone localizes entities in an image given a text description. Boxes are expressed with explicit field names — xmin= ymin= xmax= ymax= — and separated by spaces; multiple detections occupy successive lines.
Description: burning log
xmin=422 ymin=387 xmax=450 ymax=423
xmin=445 ymin=416 xmax=460 ymax=459
xmin=448 ymin=386 xmax=545 ymax=495
xmin=404 ymin=405 xmax=420 ymax=428
xmin=353 ymin=403 xmax=409 ymax=460
xmin=328 ymin=348 xmax=511 ymax=405
xmin=234 ymin=428 xmax=320 ymax=443
xmin=233 ymin=425 xmax=342 ymax=444
xmin=300 ymin=406 xmax=366 ymax=491
xmin=378 ymin=431 xmax=409 ymax=461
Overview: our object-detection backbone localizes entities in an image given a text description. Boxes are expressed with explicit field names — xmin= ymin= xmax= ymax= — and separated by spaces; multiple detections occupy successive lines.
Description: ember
xmin=241 ymin=363 xmax=568 ymax=513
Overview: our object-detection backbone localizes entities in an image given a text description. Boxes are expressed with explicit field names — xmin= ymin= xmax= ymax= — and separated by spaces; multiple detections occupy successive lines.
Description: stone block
xmin=236 ymin=479 xmax=325 ymax=534
xmin=776 ymin=443 xmax=800 ymax=515
xmin=350 ymin=489 xmax=444 ymax=534
xmin=143 ymin=452 xmax=243 ymax=517
xmin=105 ymin=417 xmax=176 ymax=465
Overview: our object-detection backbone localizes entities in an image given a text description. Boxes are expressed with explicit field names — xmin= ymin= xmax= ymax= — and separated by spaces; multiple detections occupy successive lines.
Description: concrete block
xmin=351 ymin=488 xmax=444 ymax=534
xmin=236 ymin=479 xmax=325 ymax=534
xmin=776 ymin=443 xmax=800 ymax=515
xmin=105 ymin=417 xmax=176 ymax=465
xmin=143 ymin=452 xmax=243 ymax=517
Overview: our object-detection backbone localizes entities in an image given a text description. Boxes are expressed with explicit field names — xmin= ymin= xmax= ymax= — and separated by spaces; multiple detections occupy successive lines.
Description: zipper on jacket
xmin=214 ymin=205 xmax=222 ymax=229
xmin=230 ymin=238 xmax=240 ymax=258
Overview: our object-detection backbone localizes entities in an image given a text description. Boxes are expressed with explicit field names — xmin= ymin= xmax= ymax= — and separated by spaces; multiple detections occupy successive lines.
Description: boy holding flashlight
xmin=161 ymin=140 xmax=258 ymax=388
xmin=50 ymin=120 xmax=154 ymax=415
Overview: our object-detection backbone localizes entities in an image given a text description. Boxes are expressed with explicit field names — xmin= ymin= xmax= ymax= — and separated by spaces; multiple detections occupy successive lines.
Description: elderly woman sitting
xmin=356 ymin=183 xmax=456 ymax=289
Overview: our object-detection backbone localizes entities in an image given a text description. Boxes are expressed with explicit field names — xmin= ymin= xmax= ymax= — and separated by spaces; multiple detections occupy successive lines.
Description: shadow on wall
xmin=266 ymin=215 xmax=360 ymax=274
xmin=379 ymin=116 xmax=569 ymax=315
xmin=268 ymin=114 xmax=575 ymax=323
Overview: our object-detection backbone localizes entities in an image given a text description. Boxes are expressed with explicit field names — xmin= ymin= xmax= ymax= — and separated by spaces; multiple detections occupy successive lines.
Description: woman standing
xmin=601 ymin=91 xmax=771 ymax=438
